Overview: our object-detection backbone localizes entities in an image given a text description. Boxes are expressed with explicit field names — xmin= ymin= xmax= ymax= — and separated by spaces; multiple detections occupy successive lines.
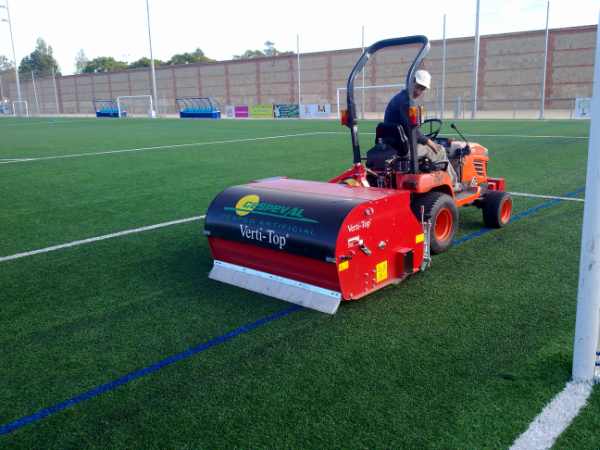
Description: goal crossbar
xmin=336 ymin=83 xmax=404 ymax=119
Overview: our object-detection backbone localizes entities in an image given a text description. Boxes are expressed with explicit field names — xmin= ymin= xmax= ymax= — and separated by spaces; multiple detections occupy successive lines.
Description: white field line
xmin=0 ymin=215 xmax=205 ymax=263
xmin=509 ymin=192 xmax=585 ymax=202
xmin=0 ymin=119 xmax=99 ymax=128
xmin=510 ymin=381 xmax=593 ymax=450
xmin=0 ymin=188 xmax=583 ymax=264
xmin=0 ymin=132 xmax=337 ymax=165
xmin=0 ymin=158 xmax=34 ymax=163
xmin=450 ymin=133 xmax=588 ymax=139
xmin=360 ymin=131 xmax=588 ymax=139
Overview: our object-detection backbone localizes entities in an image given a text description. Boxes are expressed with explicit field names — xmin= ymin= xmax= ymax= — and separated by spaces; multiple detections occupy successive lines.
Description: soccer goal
xmin=12 ymin=100 xmax=29 ymax=117
xmin=176 ymin=97 xmax=221 ymax=119
xmin=336 ymin=83 xmax=404 ymax=121
xmin=116 ymin=95 xmax=156 ymax=118
xmin=572 ymin=13 xmax=600 ymax=383
xmin=336 ymin=83 xmax=444 ymax=121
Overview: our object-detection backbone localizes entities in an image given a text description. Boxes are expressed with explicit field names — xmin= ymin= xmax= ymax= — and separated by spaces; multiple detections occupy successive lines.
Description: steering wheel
xmin=422 ymin=118 xmax=442 ymax=140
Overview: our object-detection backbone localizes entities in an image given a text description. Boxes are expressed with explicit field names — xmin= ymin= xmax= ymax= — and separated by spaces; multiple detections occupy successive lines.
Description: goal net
xmin=336 ymin=84 xmax=404 ymax=121
xmin=116 ymin=95 xmax=155 ymax=118
xmin=12 ymin=100 xmax=29 ymax=117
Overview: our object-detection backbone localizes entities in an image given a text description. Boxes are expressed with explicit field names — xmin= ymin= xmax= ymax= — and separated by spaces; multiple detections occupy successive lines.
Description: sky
xmin=0 ymin=0 xmax=599 ymax=75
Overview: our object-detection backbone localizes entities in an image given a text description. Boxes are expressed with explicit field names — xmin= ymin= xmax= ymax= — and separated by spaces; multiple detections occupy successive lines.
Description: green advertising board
xmin=274 ymin=104 xmax=300 ymax=118
xmin=249 ymin=104 xmax=274 ymax=118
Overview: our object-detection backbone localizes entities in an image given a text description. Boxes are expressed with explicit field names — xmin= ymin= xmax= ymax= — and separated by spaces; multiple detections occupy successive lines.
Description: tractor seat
xmin=366 ymin=122 xmax=409 ymax=171
xmin=374 ymin=122 xmax=409 ymax=156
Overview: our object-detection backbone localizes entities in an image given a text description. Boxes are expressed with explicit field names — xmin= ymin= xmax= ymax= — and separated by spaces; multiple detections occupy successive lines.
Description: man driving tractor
xmin=384 ymin=70 xmax=460 ymax=191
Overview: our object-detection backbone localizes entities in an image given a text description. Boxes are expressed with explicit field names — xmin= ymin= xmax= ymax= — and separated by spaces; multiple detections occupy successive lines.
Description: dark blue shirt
xmin=383 ymin=89 xmax=427 ymax=145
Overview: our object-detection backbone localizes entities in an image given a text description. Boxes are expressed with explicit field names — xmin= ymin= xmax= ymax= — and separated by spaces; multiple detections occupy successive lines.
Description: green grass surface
xmin=0 ymin=117 xmax=592 ymax=448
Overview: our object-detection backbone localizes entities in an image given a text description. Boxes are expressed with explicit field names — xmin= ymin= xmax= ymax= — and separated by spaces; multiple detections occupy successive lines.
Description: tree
xmin=167 ymin=48 xmax=213 ymax=65
xmin=82 ymin=56 xmax=128 ymax=73
xmin=234 ymin=41 xmax=292 ymax=60
xmin=74 ymin=49 xmax=89 ymax=74
xmin=233 ymin=49 xmax=265 ymax=60
xmin=19 ymin=38 xmax=57 ymax=76
xmin=128 ymin=57 xmax=164 ymax=69
xmin=0 ymin=55 xmax=13 ymax=72
xmin=18 ymin=38 xmax=60 ymax=77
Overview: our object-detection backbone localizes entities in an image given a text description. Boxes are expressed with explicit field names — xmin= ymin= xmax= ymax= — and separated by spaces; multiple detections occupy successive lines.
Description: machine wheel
xmin=412 ymin=192 xmax=458 ymax=254
xmin=482 ymin=191 xmax=512 ymax=228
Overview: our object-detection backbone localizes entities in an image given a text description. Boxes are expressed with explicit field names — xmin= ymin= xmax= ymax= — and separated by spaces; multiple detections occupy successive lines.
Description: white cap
xmin=414 ymin=70 xmax=431 ymax=89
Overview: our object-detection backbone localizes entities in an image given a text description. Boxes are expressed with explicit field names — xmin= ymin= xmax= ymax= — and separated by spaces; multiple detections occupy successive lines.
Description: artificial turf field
xmin=0 ymin=116 xmax=596 ymax=448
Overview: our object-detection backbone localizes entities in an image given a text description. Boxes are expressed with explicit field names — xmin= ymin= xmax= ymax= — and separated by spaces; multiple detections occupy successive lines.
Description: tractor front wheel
xmin=482 ymin=191 xmax=512 ymax=228
xmin=412 ymin=192 xmax=458 ymax=254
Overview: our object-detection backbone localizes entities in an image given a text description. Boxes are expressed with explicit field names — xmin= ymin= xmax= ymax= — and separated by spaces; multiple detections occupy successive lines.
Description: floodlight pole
xmin=0 ymin=0 xmax=21 ymax=102
xmin=539 ymin=0 xmax=550 ymax=120
xmin=145 ymin=0 xmax=158 ymax=116
xmin=441 ymin=14 xmax=447 ymax=120
xmin=297 ymin=34 xmax=302 ymax=114
xmin=471 ymin=0 xmax=480 ymax=119
xmin=572 ymin=10 xmax=600 ymax=383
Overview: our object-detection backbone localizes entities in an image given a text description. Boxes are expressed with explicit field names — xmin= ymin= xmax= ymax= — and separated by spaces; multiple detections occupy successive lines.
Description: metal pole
xmin=145 ymin=0 xmax=158 ymax=116
xmin=31 ymin=71 xmax=40 ymax=114
xmin=539 ymin=0 xmax=550 ymax=119
xmin=441 ymin=14 xmax=447 ymax=121
xmin=572 ymin=10 xmax=600 ymax=382
xmin=471 ymin=0 xmax=480 ymax=119
xmin=51 ymin=66 xmax=60 ymax=114
xmin=297 ymin=34 xmax=302 ymax=112
xmin=361 ymin=25 xmax=365 ymax=120
xmin=1 ymin=0 xmax=21 ymax=101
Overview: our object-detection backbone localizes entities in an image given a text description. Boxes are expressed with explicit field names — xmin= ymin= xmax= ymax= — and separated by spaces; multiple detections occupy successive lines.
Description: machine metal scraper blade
xmin=209 ymin=260 xmax=342 ymax=314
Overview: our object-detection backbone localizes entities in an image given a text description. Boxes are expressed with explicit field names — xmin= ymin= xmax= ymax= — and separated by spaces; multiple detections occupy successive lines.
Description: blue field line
xmin=0 ymin=186 xmax=586 ymax=436
xmin=0 ymin=305 xmax=302 ymax=436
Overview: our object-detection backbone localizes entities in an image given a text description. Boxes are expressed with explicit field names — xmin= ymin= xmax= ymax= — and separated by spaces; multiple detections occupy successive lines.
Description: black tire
xmin=412 ymin=192 xmax=458 ymax=254
xmin=482 ymin=191 xmax=512 ymax=228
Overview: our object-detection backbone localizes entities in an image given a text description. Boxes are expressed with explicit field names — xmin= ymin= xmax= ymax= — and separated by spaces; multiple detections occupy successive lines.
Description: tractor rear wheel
xmin=482 ymin=191 xmax=512 ymax=228
xmin=412 ymin=192 xmax=458 ymax=254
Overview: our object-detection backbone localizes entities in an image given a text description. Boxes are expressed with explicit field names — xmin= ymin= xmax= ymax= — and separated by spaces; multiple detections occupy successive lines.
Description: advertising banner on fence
xmin=249 ymin=104 xmax=274 ymax=118
xmin=274 ymin=104 xmax=300 ymax=118
xmin=234 ymin=105 xmax=249 ymax=118
xmin=225 ymin=105 xmax=235 ymax=118
xmin=575 ymin=97 xmax=591 ymax=118
xmin=300 ymin=104 xmax=332 ymax=119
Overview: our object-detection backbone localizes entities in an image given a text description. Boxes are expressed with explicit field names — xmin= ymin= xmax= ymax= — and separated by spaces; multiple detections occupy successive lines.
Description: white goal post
xmin=572 ymin=11 xmax=600 ymax=383
xmin=116 ymin=95 xmax=155 ymax=118
xmin=12 ymin=100 xmax=29 ymax=117
xmin=336 ymin=83 xmax=404 ymax=120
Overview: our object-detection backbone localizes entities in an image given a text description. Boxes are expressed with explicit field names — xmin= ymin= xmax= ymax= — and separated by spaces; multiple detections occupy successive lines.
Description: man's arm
xmin=416 ymin=126 xmax=440 ymax=154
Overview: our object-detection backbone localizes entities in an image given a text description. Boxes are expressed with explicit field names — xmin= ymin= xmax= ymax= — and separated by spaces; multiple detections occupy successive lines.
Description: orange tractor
xmin=204 ymin=35 xmax=512 ymax=314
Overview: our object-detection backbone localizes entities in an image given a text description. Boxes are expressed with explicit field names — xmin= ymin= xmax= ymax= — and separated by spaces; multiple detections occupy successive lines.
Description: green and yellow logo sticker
xmin=226 ymin=194 xmax=319 ymax=223
xmin=235 ymin=195 xmax=260 ymax=216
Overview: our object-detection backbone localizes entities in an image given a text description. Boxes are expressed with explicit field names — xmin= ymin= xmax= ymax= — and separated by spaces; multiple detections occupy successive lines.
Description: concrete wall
xmin=1 ymin=24 xmax=595 ymax=115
